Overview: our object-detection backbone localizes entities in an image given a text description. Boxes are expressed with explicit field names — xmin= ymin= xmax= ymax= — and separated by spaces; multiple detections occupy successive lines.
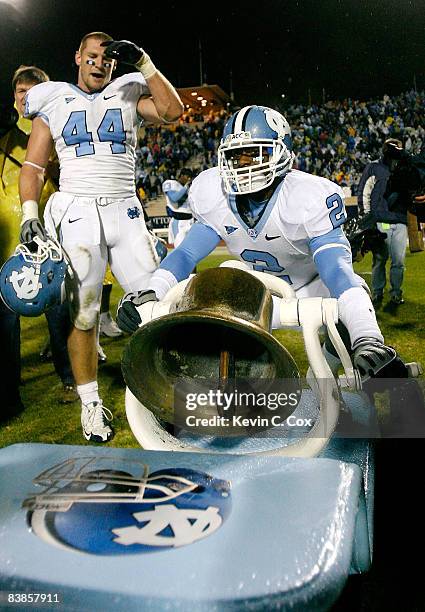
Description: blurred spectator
xmin=162 ymin=168 xmax=194 ymax=247
xmin=357 ymin=138 xmax=410 ymax=307
xmin=0 ymin=65 xmax=77 ymax=419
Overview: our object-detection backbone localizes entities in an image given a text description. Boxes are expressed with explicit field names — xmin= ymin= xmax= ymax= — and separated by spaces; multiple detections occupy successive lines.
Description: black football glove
xmin=117 ymin=289 xmax=158 ymax=334
xmin=101 ymin=40 xmax=143 ymax=66
xmin=19 ymin=218 xmax=48 ymax=243
xmin=353 ymin=338 xmax=409 ymax=385
xmin=353 ymin=339 xmax=425 ymax=435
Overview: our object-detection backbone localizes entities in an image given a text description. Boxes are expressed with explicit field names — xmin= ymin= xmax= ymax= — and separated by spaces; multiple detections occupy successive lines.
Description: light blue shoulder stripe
xmin=309 ymin=227 xmax=351 ymax=258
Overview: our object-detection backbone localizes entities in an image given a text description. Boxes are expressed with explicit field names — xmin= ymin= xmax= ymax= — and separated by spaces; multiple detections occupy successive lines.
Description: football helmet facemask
xmin=218 ymin=105 xmax=295 ymax=194
xmin=0 ymin=236 xmax=69 ymax=316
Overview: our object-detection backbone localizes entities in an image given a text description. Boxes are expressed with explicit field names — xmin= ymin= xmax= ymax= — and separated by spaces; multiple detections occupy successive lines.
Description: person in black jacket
xmin=357 ymin=138 xmax=410 ymax=307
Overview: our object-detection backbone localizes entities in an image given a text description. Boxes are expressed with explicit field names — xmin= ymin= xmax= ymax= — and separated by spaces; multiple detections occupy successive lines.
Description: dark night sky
xmin=1 ymin=0 xmax=424 ymax=108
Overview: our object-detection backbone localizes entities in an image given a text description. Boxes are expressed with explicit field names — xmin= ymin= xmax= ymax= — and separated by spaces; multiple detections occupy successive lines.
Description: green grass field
xmin=1 ymin=249 xmax=424 ymax=449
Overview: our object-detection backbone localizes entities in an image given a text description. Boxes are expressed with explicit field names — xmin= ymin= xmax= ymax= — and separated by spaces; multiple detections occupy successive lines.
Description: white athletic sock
xmin=77 ymin=381 xmax=100 ymax=406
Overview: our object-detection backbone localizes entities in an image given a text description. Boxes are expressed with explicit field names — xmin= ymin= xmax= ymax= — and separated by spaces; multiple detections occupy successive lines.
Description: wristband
xmin=21 ymin=200 xmax=39 ymax=225
xmin=135 ymin=52 xmax=157 ymax=79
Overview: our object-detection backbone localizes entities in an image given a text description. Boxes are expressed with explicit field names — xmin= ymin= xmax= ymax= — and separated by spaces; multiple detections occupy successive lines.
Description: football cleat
xmin=97 ymin=343 xmax=107 ymax=363
xmin=60 ymin=383 xmax=78 ymax=404
xmin=99 ymin=312 xmax=123 ymax=337
xmin=81 ymin=401 xmax=114 ymax=443
xmin=0 ymin=236 xmax=68 ymax=317
xmin=218 ymin=105 xmax=294 ymax=194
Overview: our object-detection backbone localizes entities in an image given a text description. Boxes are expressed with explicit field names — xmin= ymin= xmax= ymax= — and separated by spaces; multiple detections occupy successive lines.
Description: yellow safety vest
xmin=0 ymin=115 xmax=57 ymax=265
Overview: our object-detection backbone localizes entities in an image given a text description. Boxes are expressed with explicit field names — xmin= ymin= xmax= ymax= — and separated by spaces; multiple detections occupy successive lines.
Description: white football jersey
xmin=162 ymin=179 xmax=191 ymax=214
xmin=188 ymin=167 xmax=347 ymax=291
xmin=24 ymin=73 xmax=149 ymax=198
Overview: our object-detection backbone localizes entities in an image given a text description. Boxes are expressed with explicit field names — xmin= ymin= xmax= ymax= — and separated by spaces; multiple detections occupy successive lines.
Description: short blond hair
xmin=79 ymin=31 xmax=113 ymax=53
xmin=12 ymin=65 xmax=49 ymax=91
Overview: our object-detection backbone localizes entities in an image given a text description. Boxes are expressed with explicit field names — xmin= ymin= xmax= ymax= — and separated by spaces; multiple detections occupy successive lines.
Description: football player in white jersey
xmin=118 ymin=105 xmax=409 ymax=383
xmin=19 ymin=32 xmax=183 ymax=442
xmin=162 ymin=168 xmax=194 ymax=248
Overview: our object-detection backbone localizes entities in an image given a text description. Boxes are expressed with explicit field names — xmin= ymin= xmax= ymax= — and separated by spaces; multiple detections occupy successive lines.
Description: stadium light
xmin=191 ymin=92 xmax=197 ymax=96
xmin=197 ymin=96 xmax=203 ymax=101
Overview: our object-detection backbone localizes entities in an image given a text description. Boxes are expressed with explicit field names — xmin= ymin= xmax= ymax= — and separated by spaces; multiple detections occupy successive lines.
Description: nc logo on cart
xmin=113 ymin=504 xmax=222 ymax=547
xmin=9 ymin=266 xmax=41 ymax=299
xmin=23 ymin=457 xmax=231 ymax=555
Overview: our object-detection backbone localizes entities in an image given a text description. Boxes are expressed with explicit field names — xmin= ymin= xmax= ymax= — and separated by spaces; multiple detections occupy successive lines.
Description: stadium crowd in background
xmin=133 ymin=90 xmax=424 ymax=199
xmin=286 ymin=89 xmax=425 ymax=193
xmin=135 ymin=111 xmax=229 ymax=200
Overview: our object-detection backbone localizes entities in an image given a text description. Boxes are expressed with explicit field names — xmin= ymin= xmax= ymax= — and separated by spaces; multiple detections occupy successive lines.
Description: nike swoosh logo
xmin=104 ymin=94 xmax=117 ymax=100
xmin=68 ymin=217 xmax=83 ymax=224
xmin=265 ymin=234 xmax=281 ymax=241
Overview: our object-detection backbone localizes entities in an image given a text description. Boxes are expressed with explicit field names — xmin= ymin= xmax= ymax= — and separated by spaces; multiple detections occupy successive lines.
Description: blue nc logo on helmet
xmin=23 ymin=457 xmax=232 ymax=555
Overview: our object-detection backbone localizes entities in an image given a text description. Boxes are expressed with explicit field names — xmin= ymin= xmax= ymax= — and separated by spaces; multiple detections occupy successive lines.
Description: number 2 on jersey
xmin=241 ymin=249 xmax=293 ymax=284
xmin=62 ymin=109 xmax=126 ymax=156
xmin=326 ymin=193 xmax=346 ymax=228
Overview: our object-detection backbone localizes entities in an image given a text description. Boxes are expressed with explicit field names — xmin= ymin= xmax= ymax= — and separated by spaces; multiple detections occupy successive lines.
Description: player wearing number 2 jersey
xmin=118 ymin=106 xmax=409 ymax=388
xmin=19 ymin=32 xmax=183 ymax=442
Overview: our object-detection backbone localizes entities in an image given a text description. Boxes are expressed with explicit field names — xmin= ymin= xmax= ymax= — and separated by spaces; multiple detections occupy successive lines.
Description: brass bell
xmin=122 ymin=267 xmax=301 ymax=434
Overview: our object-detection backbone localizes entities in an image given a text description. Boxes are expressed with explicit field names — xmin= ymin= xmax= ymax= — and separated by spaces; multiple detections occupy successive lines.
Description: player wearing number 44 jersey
xmin=118 ymin=105 xmax=409 ymax=384
xmin=19 ymin=32 xmax=183 ymax=442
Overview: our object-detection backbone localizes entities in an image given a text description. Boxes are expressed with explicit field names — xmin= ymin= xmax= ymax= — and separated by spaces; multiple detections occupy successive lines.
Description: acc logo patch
xmin=225 ymin=225 xmax=238 ymax=235
xmin=23 ymin=457 xmax=231 ymax=555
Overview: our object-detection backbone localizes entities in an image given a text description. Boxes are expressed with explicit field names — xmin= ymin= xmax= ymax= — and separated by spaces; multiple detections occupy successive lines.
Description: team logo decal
xmin=112 ymin=504 xmax=222 ymax=547
xmin=9 ymin=265 xmax=41 ymax=300
xmin=23 ymin=457 xmax=231 ymax=555
xmin=264 ymin=108 xmax=290 ymax=138
xmin=127 ymin=207 xmax=141 ymax=219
